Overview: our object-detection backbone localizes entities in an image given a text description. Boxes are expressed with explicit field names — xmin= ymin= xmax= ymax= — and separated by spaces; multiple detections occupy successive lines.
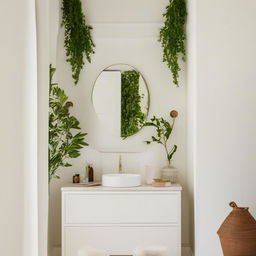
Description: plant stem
xmin=164 ymin=138 xmax=170 ymax=165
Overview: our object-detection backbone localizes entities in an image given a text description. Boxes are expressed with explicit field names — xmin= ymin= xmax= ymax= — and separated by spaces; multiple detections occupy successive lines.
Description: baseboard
xmin=51 ymin=245 xmax=192 ymax=256
xmin=182 ymin=246 xmax=193 ymax=256
xmin=50 ymin=246 xmax=61 ymax=256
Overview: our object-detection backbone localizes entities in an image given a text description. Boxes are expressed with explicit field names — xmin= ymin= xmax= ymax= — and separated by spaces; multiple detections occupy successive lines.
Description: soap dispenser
xmin=88 ymin=164 xmax=94 ymax=182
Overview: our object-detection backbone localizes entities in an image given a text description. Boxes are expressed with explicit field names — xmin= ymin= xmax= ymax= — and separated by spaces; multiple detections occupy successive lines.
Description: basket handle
xmin=229 ymin=201 xmax=249 ymax=210
xmin=229 ymin=201 xmax=238 ymax=208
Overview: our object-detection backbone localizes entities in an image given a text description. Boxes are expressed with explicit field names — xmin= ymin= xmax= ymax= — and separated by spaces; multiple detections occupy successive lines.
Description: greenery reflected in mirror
xmin=121 ymin=70 xmax=146 ymax=138
xmin=92 ymin=64 xmax=149 ymax=139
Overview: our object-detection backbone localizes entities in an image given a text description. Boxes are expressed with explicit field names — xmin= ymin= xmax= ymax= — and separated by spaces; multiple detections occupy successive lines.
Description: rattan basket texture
xmin=217 ymin=202 xmax=256 ymax=256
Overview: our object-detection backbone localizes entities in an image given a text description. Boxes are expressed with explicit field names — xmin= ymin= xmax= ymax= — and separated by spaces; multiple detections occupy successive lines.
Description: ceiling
xmin=83 ymin=0 xmax=169 ymax=24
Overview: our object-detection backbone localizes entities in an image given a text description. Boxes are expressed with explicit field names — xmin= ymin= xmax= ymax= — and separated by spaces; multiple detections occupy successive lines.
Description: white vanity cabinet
xmin=61 ymin=185 xmax=182 ymax=256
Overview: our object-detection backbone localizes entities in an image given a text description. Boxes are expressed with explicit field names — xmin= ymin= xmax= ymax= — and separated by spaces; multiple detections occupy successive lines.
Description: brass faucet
xmin=118 ymin=155 xmax=122 ymax=173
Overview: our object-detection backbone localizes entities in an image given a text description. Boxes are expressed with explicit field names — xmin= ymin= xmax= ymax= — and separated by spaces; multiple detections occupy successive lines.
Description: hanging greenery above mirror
xmin=121 ymin=70 xmax=146 ymax=139
xmin=49 ymin=65 xmax=88 ymax=183
xmin=62 ymin=0 xmax=95 ymax=85
xmin=159 ymin=0 xmax=187 ymax=86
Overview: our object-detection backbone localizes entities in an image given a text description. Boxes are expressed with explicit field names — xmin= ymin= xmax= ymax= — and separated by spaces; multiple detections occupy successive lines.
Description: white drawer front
xmin=64 ymin=226 xmax=178 ymax=256
xmin=64 ymin=192 xmax=178 ymax=224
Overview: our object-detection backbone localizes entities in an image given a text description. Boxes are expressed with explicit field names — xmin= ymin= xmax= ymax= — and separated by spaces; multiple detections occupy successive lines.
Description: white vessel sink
xmin=102 ymin=173 xmax=141 ymax=187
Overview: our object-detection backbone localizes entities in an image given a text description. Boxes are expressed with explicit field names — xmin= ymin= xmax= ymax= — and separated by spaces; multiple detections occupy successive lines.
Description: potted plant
xmin=49 ymin=65 xmax=88 ymax=183
xmin=144 ymin=110 xmax=179 ymax=183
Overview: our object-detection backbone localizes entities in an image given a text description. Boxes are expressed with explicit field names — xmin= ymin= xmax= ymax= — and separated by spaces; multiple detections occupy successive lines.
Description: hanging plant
xmin=121 ymin=70 xmax=146 ymax=139
xmin=159 ymin=0 xmax=187 ymax=86
xmin=49 ymin=65 xmax=88 ymax=182
xmin=62 ymin=0 xmax=95 ymax=84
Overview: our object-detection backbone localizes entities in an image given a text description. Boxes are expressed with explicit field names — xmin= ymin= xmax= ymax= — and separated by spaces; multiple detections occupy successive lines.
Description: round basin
xmin=102 ymin=173 xmax=141 ymax=187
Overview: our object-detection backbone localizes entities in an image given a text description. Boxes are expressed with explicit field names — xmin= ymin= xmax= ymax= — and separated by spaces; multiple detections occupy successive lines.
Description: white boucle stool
xmin=133 ymin=246 xmax=168 ymax=256
xmin=77 ymin=247 xmax=107 ymax=256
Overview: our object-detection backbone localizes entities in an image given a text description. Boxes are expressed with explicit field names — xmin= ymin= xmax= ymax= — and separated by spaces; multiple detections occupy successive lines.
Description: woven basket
xmin=217 ymin=202 xmax=256 ymax=256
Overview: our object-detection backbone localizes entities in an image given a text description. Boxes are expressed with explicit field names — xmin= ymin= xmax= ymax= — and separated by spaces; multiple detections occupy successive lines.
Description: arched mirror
xmin=92 ymin=64 xmax=149 ymax=139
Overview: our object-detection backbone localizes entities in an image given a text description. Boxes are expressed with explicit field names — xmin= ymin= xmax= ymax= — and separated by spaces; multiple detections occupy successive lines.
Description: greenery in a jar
xmin=49 ymin=65 xmax=88 ymax=182
xmin=144 ymin=110 xmax=178 ymax=165
xmin=159 ymin=0 xmax=187 ymax=86
xmin=121 ymin=70 xmax=146 ymax=139
xmin=61 ymin=0 xmax=95 ymax=85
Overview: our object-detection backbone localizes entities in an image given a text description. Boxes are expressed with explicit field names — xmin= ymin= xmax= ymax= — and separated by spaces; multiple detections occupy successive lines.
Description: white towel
xmin=134 ymin=246 xmax=168 ymax=256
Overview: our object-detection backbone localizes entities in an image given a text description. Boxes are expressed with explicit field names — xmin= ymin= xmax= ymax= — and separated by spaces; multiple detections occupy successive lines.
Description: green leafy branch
xmin=62 ymin=0 xmax=95 ymax=84
xmin=144 ymin=113 xmax=178 ymax=165
xmin=159 ymin=0 xmax=187 ymax=86
xmin=49 ymin=65 xmax=88 ymax=183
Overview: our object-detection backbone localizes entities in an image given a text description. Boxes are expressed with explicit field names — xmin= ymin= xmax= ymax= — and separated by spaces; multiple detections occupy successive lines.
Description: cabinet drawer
xmin=63 ymin=192 xmax=179 ymax=224
xmin=64 ymin=226 xmax=178 ymax=256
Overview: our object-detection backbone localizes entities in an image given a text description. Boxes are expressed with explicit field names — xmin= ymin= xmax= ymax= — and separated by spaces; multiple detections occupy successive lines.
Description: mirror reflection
xmin=92 ymin=64 xmax=149 ymax=139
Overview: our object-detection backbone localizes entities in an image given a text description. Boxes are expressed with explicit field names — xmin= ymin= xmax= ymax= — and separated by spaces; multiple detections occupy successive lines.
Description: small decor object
xmin=145 ymin=165 xmax=160 ymax=185
xmin=73 ymin=174 xmax=80 ymax=184
xmin=144 ymin=110 xmax=178 ymax=183
xmin=152 ymin=179 xmax=171 ymax=187
xmin=159 ymin=0 xmax=187 ymax=86
xmin=77 ymin=182 xmax=101 ymax=187
xmin=82 ymin=164 xmax=89 ymax=183
xmin=88 ymin=164 xmax=94 ymax=182
xmin=161 ymin=166 xmax=178 ymax=183
xmin=49 ymin=65 xmax=88 ymax=182
xmin=62 ymin=0 xmax=95 ymax=84
xmin=217 ymin=202 xmax=256 ymax=256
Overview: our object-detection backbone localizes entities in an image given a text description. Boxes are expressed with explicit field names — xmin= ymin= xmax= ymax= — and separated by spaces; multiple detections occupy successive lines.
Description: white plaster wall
xmin=0 ymin=1 xmax=41 ymax=256
xmin=49 ymin=0 xmax=189 ymax=253
xmin=0 ymin=1 xmax=25 ymax=252
xmin=192 ymin=0 xmax=256 ymax=255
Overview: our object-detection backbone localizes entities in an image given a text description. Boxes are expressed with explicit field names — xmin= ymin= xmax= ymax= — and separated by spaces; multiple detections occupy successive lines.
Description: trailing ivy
xmin=49 ymin=65 xmax=88 ymax=183
xmin=121 ymin=70 xmax=145 ymax=139
xmin=62 ymin=0 xmax=95 ymax=84
xmin=159 ymin=0 xmax=187 ymax=86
